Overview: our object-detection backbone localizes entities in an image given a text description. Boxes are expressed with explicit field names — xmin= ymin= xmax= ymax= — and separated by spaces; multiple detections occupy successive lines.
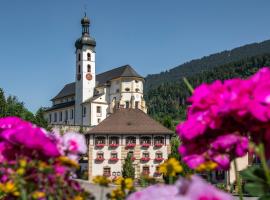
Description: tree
xmin=168 ymin=136 xmax=180 ymax=160
xmin=122 ymin=153 xmax=135 ymax=179
xmin=34 ymin=107 xmax=48 ymax=129
xmin=0 ymin=88 xmax=6 ymax=117
xmin=5 ymin=95 xmax=35 ymax=123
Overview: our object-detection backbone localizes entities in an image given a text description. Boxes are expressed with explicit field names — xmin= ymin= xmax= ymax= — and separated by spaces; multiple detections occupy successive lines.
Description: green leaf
xmin=240 ymin=166 xmax=265 ymax=183
xmin=259 ymin=194 xmax=270 ymax=200
xmin=244 ymin=182 xmax=268 ymax=196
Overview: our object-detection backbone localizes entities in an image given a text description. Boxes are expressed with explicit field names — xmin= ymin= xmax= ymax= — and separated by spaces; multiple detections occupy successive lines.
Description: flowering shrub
xmin=127 ymin=175 xmax=233 ymax=200
xmin=177 ymin=67 xmax=270 ymax=170
xmin=0 ymin=117 xmax=92 ymax=199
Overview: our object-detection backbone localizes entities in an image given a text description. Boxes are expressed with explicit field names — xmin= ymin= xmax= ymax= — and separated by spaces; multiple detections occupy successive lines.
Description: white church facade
xmin=45 ymin=15 xmax=147 ymax=127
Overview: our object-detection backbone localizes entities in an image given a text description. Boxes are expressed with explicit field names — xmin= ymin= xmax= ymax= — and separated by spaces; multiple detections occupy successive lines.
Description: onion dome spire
xmin=75 ymin=13 xmax=96 ymax=49
xmin=81 ymin=12 xmax=90 ymax=36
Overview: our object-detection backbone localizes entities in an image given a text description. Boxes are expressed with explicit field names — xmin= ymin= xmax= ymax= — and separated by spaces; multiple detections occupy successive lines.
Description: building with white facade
xmin=45 ymin=15 xmax=147 ymax=126
xmin=86 ymin=109 xmax=173 ymax=179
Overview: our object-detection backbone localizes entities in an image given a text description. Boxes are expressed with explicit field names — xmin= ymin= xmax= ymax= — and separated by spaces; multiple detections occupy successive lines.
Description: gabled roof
xmin=51 ymin=83 xmax=75 ymax=101
xmin=87 ymin=109 xmax=174 ymax=135
xmin=51 ymin=65 xmax=143 ymax=101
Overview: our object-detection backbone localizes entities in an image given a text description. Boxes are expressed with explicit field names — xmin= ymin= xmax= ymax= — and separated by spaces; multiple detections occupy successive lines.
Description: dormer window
xmin=87 ymin=53 xmax=91 ymax=61
xmin=87 ymin=64 xmax=91 ymax=72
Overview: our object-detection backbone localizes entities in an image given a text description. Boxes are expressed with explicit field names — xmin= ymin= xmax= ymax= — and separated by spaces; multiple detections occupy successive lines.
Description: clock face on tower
xmin=86 ymin=73 xmax=92 ymax=80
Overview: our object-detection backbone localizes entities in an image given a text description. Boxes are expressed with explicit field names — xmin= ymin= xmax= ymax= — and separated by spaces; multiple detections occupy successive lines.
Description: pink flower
xmin=177 ymin=67 xmax=270 ymax=169
xmin=127 ymin=175 xmax=233 ymax=200
xmin=63 ymin=132 xmax=87 ymax=154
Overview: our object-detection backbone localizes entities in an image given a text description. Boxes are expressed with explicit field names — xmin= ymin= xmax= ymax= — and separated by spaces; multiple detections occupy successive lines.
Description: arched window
xmin=87 ymin=64 xmax=91 ymax=72
xmin=87 ymin=53 xmax=91 ymax=61
xmin=78 ymin=65 xmax=81 ymax=74
xmin=78 ymin=53 xmax=81 ymax=61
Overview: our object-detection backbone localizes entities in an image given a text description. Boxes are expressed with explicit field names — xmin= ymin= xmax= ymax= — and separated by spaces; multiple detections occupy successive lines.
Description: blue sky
xmin=0 ymin=0 xmax=270 ymax=112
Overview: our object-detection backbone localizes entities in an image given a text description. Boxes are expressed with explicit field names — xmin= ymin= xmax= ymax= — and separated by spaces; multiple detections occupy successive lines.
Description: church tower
xmin=74 ymin=14 xmax=96 ymax=125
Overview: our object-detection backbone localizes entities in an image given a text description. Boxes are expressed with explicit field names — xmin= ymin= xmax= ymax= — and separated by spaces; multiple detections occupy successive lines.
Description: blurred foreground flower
xmin=127 ymin=175 xmax=233 ymax=200
xmin=177 ymin=67 xmax=270 ymax=170
xmin=158 ymin=158 xmax=183 ymax=177
xmin=108 ymin=177 xmax=135 ymax=200
xmin=0 ymin=117 xmax=91 ymax=200
xmin=92 ymin=175 xmax=111 ymax=187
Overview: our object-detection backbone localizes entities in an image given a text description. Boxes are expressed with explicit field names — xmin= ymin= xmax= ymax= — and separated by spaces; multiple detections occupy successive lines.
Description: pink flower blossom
xmin=127 ymin=175 xmax=233 ymax=200
xmin=177 ymin=67 xmax=270 ymax=169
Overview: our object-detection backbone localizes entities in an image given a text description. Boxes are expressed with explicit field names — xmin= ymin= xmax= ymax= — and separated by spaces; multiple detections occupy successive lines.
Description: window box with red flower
xmin=109 ymin=157 xmax=119 ymax=162
xmin=154 ymin=157 xmax=164 ymax=162
xmin=154 ymin=143 xmax=163 ymax=148
xmin=95 ymin=143 xmax=105 ymax=148
xmin=126 ymin=143 xmax=136 ymax=148
xmin=95 ymin=157 xmax=105 ymax=162
xmin=109 ymin=143 xmax=119 ymax=148
xmin=154 ymin=171 xmax=162 ymax=176
xmin=141 ymin=143 xmax=150 ymax=148
xmin=140 ymin=157 xmax=150 ymax=162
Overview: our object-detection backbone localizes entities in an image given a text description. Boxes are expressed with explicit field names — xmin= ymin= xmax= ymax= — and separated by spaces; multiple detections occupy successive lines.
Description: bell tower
xmin=74 ymin=14 xmax=96 ymax=125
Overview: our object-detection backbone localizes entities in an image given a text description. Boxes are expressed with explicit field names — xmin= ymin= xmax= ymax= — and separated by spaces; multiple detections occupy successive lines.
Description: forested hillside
xmin=145 ymin=54 xmax=270 ymax=123
xmin=145 ymin=40 xmax=270 ymax=91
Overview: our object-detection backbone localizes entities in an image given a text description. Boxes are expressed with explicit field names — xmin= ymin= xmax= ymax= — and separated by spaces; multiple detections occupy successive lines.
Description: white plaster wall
xmin=90 ymin=135 xmax=122 ymax=178
xmin=90 ymin=102 xmax=108 ymax=126
xmin=45 ymin=106 xmax=75 ymax=125
xmin=75 ymin=48 xmax=96 ymax=125
xmin=229 ymin=154 xmax=249 ymax=184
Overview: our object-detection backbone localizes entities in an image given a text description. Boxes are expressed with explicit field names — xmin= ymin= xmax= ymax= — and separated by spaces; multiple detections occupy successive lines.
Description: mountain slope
xmin=145 ymin=39 xmax=270 ymax=91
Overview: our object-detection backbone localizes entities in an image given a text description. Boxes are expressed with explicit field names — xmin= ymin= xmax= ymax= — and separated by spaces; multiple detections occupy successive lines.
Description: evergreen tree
xmin=122 ymin=153 xmax=135 ymax=179
xmin=168 ymin=136 xmax=180 ymax=160
xmin=0 ymin=88 xmax=6 ymax=117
